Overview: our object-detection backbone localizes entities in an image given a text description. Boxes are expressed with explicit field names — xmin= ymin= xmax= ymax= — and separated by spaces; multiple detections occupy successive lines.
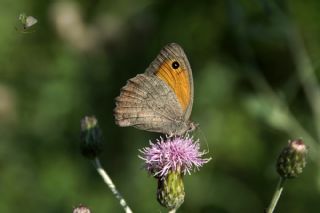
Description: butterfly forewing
xmin=145 ymin=43 xmax=194 ymax=120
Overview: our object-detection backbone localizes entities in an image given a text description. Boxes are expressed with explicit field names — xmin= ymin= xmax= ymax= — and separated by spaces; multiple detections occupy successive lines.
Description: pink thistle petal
xmin=139 ymin=135 xmax=211 ymax=178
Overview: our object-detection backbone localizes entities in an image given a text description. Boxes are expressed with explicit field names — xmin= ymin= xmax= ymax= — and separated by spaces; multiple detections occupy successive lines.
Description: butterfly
xmin=16 ymin=13 xmax=37 ymax=33
xmin=114 ymin=43 xmax=196 ymax=136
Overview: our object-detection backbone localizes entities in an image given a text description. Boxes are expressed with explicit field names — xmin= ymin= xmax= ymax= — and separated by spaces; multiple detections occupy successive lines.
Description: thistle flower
xmin=276 ymin=139 xmax=308 ymax=179
xmin=139 ymin=135 xmax=211 ymax=178
xmin=139 ymin=136 xmax=211 ymax=210
xmin=266 ymin=139 xmax=308 ymax=213
xmin=73 ymin=204 xmax=91 ymax=213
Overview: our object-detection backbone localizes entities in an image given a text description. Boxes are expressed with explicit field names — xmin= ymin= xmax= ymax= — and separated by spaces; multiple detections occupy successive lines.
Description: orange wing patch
xmin=156 ymin=59 xmax=190 ymax=112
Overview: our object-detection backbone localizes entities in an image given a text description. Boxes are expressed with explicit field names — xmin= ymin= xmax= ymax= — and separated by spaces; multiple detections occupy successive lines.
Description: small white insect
xmin=18 ymin=13 xmax=38 ymax=32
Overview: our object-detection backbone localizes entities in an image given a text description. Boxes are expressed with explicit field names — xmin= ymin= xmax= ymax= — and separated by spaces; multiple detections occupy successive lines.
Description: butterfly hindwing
xmin=114 ymin=74 xmax=184 ymax=134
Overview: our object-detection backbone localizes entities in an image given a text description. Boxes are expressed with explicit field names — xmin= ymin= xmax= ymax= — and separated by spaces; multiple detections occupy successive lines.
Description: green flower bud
xmin=80 ymin=116 xmax=103 ymax=159
xmin=277 ymin=139 xmax=308 ymax=179
xmin=157 ymin=170 xmax=185 ymax=210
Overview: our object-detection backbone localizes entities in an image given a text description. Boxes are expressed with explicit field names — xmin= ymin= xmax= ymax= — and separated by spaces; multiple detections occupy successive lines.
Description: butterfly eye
xmin=171 ymin=61 xmax=180 ymax=69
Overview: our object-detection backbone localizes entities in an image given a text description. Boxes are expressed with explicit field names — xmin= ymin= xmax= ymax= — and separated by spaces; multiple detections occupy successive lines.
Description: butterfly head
xmin=168 ymin=120 xmax=198 ymax=137
xmin=187 ymin=121 xmax=198 ymax=133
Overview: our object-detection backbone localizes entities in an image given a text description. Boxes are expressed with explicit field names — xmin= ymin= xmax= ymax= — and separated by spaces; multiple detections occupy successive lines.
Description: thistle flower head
xmin=277 ymin=139 xmax=308 ymax=179
xmin=157 ymin=170 xmax=185 ymax=210
xmin=139 ymin=135 xmax=211 ymax=178
xmin=80 ymin=116 xmax=103 ymax=159
xmin=73 ymin=204 xmax=91 ymax=213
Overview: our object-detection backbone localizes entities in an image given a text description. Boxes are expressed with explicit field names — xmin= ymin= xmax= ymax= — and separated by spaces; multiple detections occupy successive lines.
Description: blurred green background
xmin=1 ymin=0 xmax=320 ymax=212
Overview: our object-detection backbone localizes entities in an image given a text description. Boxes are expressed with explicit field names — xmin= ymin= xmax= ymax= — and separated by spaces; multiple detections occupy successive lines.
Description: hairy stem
xmin=266 ymin=177 xmax=286 ymax=213
xmin=93 ymin=158 xmax=133 ymax=213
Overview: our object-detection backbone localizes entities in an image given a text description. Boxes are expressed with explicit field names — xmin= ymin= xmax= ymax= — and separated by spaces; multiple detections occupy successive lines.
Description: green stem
xmin=92 ymin=158 xmax=133 ymax=213
xmin=266 ymin=177 xmax=286 ymax=213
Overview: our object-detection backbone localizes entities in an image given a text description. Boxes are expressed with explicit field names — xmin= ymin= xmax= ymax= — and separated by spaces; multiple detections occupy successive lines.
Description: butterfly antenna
xmin=196 ymin=126 xmax=210 ymax=154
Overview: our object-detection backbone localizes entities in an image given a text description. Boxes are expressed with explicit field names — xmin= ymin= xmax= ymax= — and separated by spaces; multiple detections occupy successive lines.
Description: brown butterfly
xmin=114 ymin=43 xmax=196 ymax=136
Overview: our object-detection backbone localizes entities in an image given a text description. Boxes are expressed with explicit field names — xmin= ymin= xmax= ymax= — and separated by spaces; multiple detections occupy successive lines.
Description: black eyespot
xmin=171 ymin=61 xmax=180 ymax=69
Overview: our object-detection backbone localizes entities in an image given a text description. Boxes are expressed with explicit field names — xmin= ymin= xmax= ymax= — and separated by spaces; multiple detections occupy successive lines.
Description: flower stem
xmin=92 ymin=158 xmax=133 ymax=213
xmin=266 ymin=177 xmax=286 ymax=213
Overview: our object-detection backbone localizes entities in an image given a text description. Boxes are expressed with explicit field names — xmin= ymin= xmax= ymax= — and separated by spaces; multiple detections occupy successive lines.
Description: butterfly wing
xmin=25 ymin=16 xmax=38 ymax=28
xmin=145 ymin=43 xmax=194 ymax=120
xmin=114 ymin=43 xmax=194 ymax=135
xmin=114 ymin=73 xmax=185 ymax=134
